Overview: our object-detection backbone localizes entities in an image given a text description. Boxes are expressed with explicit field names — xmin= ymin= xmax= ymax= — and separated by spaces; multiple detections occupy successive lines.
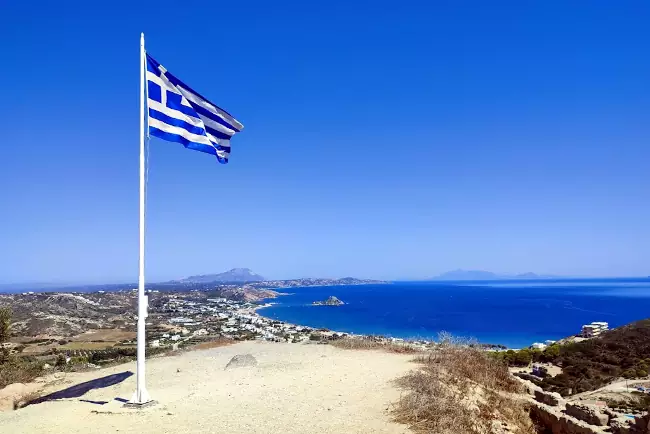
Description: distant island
xmin=432 ymin=269 xmax=558 ymax=281
xmin=312 ymin=296 xmax=345 ymax=306
xmin=171 ymin=268 xmax=265 ymax=284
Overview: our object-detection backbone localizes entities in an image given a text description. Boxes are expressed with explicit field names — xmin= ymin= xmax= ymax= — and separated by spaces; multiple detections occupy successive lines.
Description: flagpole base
xmin=123 ymin=400 xmax=157 ymax=409
xmin=124 ymin=388 xmax=155 ymax=408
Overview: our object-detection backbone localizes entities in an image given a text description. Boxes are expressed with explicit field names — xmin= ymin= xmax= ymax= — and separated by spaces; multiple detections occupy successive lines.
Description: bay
xmin=258 ymin=278 xmax=650 ymax=348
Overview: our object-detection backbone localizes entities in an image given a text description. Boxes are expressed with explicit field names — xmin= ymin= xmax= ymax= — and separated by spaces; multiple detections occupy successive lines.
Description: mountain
xmin=432 ymin=270 xmax=559 ymax=280
xmin=177 ymin=268 xmax=265 ymax=283
xmin=515 ymin=272 xmax=541 ymax=279
xmin=433 ymin=270 xmax=499 ymax=280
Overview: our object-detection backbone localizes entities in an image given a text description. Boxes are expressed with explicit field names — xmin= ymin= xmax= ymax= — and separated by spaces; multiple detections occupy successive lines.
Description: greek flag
xmin=146 ymin=54 xmax=243 ymax=163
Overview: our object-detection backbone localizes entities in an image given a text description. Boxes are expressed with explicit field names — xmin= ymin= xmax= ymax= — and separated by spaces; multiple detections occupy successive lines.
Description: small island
xmin=312 ymin=296 xmax=345 ymax=306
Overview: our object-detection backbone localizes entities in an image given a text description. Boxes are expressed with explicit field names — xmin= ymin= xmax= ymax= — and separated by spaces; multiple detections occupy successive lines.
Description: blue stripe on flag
xmin=192 ymin=104 xmax=240 ymax=133
xmin=149 ymin=127 xmax=228 ymax=164
xmin=204 ymin=125 xmax=232 ymax=141
xmin=159 ymin=93 xmax=233 ymax=140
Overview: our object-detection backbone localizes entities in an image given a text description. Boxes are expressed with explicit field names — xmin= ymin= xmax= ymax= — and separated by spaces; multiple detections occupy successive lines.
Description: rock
xmin=610 ymin=416 xmax=633 ymax=434
xmin=312 ymin=296 xmax=344 ymax=306
xmin=225 ymin=354 xmax=258 ymax=370
xmin=513 ymin=376 xmax=542 ymax=396
xmin=565 ymin=403 xmax=609 ymax=426
xmin=42 ymin=363 xmax=52 ymax=370
xmin=534 ymin=390 xmax=563 ymax=407
xmin=529 ymin=402 xmax=610 ymax=434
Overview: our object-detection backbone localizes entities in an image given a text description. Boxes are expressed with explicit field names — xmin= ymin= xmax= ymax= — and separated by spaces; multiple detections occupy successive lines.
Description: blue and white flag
xmin=145 ymin=54 xmax=243 ymax=163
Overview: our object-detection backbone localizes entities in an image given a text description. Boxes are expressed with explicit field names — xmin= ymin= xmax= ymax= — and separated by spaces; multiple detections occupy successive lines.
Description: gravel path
xmin=0 ymin=341 xmax=414 ymax=433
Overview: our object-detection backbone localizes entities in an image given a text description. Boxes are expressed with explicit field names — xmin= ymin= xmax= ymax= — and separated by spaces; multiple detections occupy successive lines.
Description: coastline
xmin=252 ymin=302 xmax=442 ymax=348
xmin=252 ymin=297 xmax=546 ymax=350
xmin=248 ymin=279 xmax=645 ymax=349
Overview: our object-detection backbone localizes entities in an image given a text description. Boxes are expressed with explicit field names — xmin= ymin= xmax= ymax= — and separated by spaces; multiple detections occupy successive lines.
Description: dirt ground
xmin=0 ymin=341 xmax=415 ymax=434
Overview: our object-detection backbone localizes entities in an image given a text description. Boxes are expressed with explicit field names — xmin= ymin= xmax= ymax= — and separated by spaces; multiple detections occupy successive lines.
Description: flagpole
xmin=129 ymin=32 xmax=152 ymax=406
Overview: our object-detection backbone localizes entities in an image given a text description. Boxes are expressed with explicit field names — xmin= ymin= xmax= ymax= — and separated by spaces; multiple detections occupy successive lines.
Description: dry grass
xmin=329 ymin=337 xmax=423 ymax=354
xmin=59 ymin=342 xmax=115 ymax=350
xmin=13 ymin=390 xmax=42 ymax=410
xmin=0 ymin=357 xmax=43 ymax=389
xmin=187 ymin=339 xmax=235 ymax=351
xmin=391 ymin=337 xmax=536 ymax=434
xmin=71 ymin=329 xmax=135 ymax=342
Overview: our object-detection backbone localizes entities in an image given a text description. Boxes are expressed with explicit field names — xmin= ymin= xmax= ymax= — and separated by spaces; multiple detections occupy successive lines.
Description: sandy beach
xmin=0 ymin=341 xmax=414 ymax=434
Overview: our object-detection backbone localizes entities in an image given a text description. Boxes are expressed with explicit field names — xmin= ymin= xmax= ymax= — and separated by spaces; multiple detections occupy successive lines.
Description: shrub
xmin=392 ymin=342 xmax=534 ymax=433
xmin=0 ymin=357 xmax=43 ymax=389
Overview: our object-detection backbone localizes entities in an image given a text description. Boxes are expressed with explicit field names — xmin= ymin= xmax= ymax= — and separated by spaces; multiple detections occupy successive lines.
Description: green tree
xmin=0 ymin=307 xmax=10 ymax=344
xmin=513 ymin=349 xmax=533 ymax=366
xmin=543 ymin=344 xmax=560 ymax=360
xmin=0 ymin=307 xmax=11 ymax=362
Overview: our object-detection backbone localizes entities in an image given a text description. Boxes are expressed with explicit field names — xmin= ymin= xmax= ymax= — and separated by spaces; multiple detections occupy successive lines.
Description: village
xmin=144 ymin=292 xmax=436 ymax=352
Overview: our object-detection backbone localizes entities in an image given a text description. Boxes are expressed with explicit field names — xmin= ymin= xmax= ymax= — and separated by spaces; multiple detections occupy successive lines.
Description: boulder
xmin=565 ymin=403 xmax=609 ymax=426
xmin=225 ymin=354 xmax=258 ymax=370
xmin=610 ymin=416 xmax=633 ymax=434
xmin=535 ymin=389 xmax=563 ymax=407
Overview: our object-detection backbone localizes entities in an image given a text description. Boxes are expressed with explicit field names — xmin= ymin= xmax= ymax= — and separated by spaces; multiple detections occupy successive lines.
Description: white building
xmin=192 ymin=329 xmax=208 ymax=336
xmin=150 ymin=339 xmax=160 ymax=348
xmin=581 ymin=321 xmax=609 ymax=338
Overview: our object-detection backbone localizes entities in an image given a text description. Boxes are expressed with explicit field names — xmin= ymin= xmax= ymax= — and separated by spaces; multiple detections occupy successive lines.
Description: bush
xmin=392 ymin=342 xmax=534 ymax=433
xmin=55 ymin=354 xmax=66 ymax=367
xmin=0 ymin=357 xmax=43 ymax=389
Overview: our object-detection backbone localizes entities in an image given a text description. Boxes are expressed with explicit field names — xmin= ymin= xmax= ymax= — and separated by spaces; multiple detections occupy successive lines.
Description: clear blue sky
xmin=1 ymin=1 xmax=648 ymax=284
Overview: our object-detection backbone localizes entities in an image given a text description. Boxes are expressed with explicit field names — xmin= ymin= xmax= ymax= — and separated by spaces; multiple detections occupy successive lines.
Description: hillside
xmin=0 ymin=292 xmax=137 ymax=337
xmin=175 ymin=268 xmax=265 ymax=283
xmin=512 ymin=318 xmax=650 ymax=395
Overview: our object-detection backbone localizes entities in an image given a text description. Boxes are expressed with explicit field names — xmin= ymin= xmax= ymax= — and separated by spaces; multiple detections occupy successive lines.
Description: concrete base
xmin=123 ymin=400 xmax=158 ymax=410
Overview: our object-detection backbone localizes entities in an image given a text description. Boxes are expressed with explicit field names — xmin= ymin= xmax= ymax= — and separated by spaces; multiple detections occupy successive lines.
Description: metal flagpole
xmin=128 ymin=32 xmax=152 ymax=406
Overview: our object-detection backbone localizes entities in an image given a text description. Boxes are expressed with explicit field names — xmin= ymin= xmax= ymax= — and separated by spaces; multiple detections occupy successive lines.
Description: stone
xmin=534 ymin=389 xmax=563 ymax=407
xmin=610 ymin=416 xmax=633 ymax=434
xmin=565 ymin=403 xmax=609 ymax=426
xmin=225 ymin=354 xmax=258 ymax=370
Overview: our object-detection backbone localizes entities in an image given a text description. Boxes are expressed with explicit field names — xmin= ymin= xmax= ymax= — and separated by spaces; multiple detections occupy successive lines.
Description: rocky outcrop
xmin=312 ymin=296 xmax=344 ymax=306
xmin=224 ymin=354 xmax=258 ymax=370
xmin=565 ymin=403 xmax=609 ymax=426
xmin=535 ymin=389 xmax=563 ymax=407
xmin=529 ymin=402 xmax=609 ymax=434
xmin=609 ymin=414 xmax=648 ymax=434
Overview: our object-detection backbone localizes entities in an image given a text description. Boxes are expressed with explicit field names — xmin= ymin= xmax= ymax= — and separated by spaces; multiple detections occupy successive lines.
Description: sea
xmin=258 ymin=278 xmax=650 ymax=349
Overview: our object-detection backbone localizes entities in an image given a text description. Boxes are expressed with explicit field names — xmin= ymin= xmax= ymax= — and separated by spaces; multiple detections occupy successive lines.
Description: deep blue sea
xmin=258 ymin=278 xmax=650 ymax=348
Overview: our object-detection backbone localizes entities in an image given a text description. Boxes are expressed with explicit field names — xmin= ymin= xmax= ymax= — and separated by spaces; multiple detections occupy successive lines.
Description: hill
xmin=433 ymin=269 xmax=556 ymax=280
xmin=175 ymin=268 xmax=265 ymax=284
xmin=505 ymin=318 xmax=650 ymax=396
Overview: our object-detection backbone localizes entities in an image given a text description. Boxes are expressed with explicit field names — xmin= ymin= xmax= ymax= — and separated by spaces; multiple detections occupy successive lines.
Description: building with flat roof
xmin=581 ymin=321 xmax=609 ymax=338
